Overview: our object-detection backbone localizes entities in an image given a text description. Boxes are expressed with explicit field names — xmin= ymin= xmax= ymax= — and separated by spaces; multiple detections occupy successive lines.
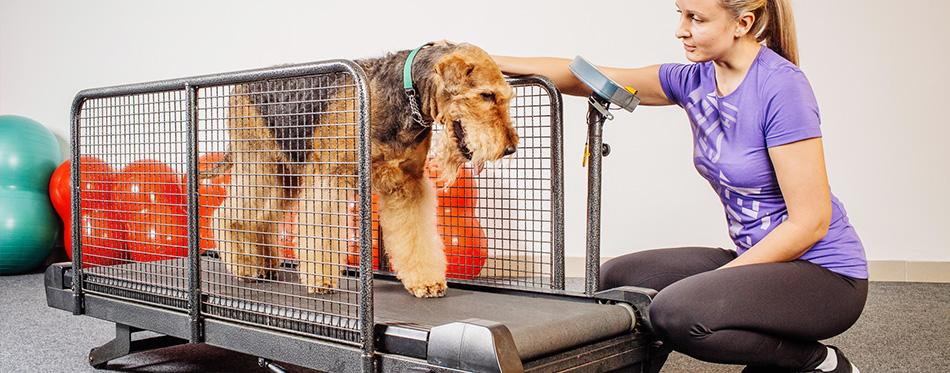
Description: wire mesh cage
xmin=76 ymin=90 xmax=191 ymax=310
xmin=69 ymin=62 xmax=564 ymax=350
xmin=370 ymin=76 xmax=566 ymax=291
xmin=197 ymin=73 xmax=366 ymax=344
xmin=71 ymin=61 xmax=373 ymax=346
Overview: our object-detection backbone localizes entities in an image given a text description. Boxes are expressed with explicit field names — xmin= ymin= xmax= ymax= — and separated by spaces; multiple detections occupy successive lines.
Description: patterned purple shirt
xmin=659 ymin=47 xmax=868 ymax=279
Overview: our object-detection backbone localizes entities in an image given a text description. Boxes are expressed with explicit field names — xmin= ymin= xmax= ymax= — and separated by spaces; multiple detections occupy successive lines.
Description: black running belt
xmin=372 ymin=279 xmax=634 ymax=361
xmin=78 ymin=259 xmax=634 ymax=362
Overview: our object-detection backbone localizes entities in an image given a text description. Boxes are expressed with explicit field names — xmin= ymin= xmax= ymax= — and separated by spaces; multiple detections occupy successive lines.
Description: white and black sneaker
xmin=802 ymin=346 xmax=860 ymax=373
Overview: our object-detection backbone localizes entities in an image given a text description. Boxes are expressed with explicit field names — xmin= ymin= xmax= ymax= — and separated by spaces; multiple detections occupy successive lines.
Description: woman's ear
xmin=735 ymin=11 xmax=755 ymax=38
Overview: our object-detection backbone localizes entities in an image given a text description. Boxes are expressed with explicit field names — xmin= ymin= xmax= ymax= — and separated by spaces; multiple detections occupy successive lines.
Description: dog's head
xmin=427 ymin=44 xmax=518 ymax=184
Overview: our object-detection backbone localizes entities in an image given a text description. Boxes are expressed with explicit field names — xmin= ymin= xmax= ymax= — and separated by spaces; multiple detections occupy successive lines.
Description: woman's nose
xmin=674 ymin=18 xmax=690 ymax=39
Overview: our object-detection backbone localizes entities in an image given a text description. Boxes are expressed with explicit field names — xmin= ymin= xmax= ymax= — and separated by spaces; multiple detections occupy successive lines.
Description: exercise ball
xmin=0 ymin=115 xmax=62 ymax=275
xmin=49 ymin=158 xmax=127 ymax=266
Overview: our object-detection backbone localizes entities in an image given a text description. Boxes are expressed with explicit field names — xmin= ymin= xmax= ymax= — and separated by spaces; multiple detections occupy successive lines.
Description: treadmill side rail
xmin=428 ymin=318 xmax=524 ymax=373
xmin=45 ymin=262 xmax=77 ymax=313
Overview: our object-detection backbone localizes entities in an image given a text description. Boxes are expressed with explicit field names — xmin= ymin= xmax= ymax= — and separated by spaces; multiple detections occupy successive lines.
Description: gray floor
xmin=2 ymin=267 xmax=948 ymax=372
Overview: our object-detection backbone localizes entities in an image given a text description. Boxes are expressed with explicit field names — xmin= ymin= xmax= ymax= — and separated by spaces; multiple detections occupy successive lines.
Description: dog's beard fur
xmin=420 ymin=44 xmax=519 ymax=187
xmin=429 ymin=130 xmax=469 ymax=187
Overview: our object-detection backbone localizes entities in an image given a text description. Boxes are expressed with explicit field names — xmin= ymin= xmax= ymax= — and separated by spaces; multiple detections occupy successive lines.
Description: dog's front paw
xmin=302 ymin=275 xmax=338 ymax=295
xmin=405 ymin=279 xmax=447 ymax=298
xmin=247 ymin=265 xmax=276 ymax=281
xmin=255 ymin=268 xmax=278 ymax=281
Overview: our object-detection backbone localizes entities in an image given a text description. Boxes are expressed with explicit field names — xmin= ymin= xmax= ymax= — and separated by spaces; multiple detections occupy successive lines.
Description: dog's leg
xmin=211 ymin=91 xmax=283 ymax=280
xmin=295 ymin=174 xmax=355 ymax=294
xmin=212 ymin=186 xmax=254 ymax=278
xmin=377 ymin=175 xmax=447 ymax=298
xmin=245 ymin=162 xmax=282 ymax=280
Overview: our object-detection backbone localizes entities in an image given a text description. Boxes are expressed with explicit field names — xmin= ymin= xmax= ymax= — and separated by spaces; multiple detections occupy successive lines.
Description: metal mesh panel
xmin=198 ymin=74 xmax=364 ymax=344
xmin=76 ymin=91 xmax=191 ymax=310
xmin=71 ymin=61 xmax=371 ymax=346
xmin=476 ymin=79 xmax=563 ymax=289
xmin=374 ymin=77 xmax=565 ymax=292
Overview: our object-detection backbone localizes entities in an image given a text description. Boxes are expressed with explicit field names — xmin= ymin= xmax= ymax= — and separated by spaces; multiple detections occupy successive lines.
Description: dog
xmin=204 ymin=43 xmax=518 ymax=298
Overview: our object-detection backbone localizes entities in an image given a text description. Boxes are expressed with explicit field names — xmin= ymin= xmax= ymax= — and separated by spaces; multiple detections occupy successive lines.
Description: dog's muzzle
xmin=452 ymin=119 xmax=517 ymax=160
xmin=452 ymin=119 xmax=473 ymax=160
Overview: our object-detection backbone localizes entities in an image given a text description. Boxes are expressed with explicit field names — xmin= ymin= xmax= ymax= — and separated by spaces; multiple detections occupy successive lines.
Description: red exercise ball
xmin=346 ymin=195 xmax=381 ymax=268
xmin=197 ymin=152 xmax=229 ymax=215
xmin=346 ymin=195 xmax=488 ymax=279
xmin=125 ymin=204 xmax=187 ymax=262
xmin=438 ymin=214 xmax=488 ymax=279
xmin=196 ymin=153 xmax=230 ymax=252
xmin=78 ymin=156 xmax=117 ymax=210
xmin=77 ymin=208 xmax=126 ymax=266
xmin=49 ymin=158 xmax=126 ymax=266
xmin=428 ymin=163 xmax=478 ymax=213
xmin=114 ymin=159 xmax=184 ymax=214
xmin=49 ymin=156 xmax=118 ymax=214
xmin=277 ymin=201 xmax=300 ymax=261
xmin=48 ymin=160 xmax=71 ymax=220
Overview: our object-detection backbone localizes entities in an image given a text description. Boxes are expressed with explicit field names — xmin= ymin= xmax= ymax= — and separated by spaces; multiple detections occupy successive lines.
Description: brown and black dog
xmin=207 ymin=43 xmax=518 ymax=298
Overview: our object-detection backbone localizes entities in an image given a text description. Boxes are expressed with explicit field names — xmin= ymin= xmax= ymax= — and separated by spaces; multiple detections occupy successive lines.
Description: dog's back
xmin=239 ymin=77 xmax=349 ymax=165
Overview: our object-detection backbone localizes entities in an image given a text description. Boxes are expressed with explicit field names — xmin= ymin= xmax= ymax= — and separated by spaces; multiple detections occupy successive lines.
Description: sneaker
xmin=801 ymin=346 xmax=860 ymax=373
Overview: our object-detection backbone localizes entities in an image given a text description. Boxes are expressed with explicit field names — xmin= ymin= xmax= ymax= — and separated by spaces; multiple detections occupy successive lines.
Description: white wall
xmin=2 ymin=0 xmax=947 ymax=263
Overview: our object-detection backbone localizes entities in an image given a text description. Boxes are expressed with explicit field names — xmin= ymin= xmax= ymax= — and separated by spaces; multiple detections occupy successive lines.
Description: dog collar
xmin=404 ymin=42 xmax=435 ymax=130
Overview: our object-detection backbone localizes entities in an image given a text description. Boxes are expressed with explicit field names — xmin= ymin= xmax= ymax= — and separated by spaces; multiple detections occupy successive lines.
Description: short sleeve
xmin=659 ymin=63 xmax=699 ymax=108
xmin=763 ymin=68 xmax=822 ymax=147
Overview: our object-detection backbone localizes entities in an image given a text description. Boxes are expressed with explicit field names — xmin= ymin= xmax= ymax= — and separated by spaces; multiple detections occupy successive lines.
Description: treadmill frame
xmin=45 ymin=59 xmax=668 ymax=373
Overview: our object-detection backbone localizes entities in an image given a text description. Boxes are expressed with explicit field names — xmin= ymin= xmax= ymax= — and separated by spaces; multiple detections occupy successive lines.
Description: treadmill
xmin=44 ymin=57 xmax=669 ymax=372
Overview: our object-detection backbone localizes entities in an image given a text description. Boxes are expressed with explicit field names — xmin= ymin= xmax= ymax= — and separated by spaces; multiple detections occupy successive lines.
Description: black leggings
xmin=600 ymin=247 xmax=868 ymax=370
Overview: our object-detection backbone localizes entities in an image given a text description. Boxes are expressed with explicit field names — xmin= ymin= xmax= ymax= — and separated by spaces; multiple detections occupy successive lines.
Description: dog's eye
xmin=480 ymin=92 xmax=495 ymax=101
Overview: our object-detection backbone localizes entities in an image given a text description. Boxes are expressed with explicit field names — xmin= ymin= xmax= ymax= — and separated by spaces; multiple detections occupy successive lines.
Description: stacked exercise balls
xmin=0 ymin=115 xmax=62 ymax=275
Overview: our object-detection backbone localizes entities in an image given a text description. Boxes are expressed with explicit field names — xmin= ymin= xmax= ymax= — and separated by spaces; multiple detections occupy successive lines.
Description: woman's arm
xmin=492 ymin=55 xmax=674 ymax=106
xmin=719 ymin=137 xmax=833 ymax=269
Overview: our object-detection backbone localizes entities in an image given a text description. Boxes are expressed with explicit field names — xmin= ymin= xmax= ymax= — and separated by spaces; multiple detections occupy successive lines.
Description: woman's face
xmin=674 ymin=0 xmax=740 ymax=63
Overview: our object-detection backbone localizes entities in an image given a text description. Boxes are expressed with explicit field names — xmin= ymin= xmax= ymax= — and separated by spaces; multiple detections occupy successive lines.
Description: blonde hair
xmin=721 ymin=0 xmax=799 ymax=66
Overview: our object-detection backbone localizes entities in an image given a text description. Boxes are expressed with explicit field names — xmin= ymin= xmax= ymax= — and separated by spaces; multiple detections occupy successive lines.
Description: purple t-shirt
xmin=659 ymin=47 xmax=868 ymax=279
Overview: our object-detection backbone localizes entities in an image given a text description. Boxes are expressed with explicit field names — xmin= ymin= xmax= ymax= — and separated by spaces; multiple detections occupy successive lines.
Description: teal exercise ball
xmin=0 ymin=190 xmax=61 ymax=274
xmin=0 ymin=115 xmax=62 ymax=275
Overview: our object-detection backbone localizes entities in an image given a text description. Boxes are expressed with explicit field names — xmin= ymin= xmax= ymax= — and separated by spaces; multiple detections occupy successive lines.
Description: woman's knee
xmin=598 ymin=250 xmax=678 ymax=290
xmin=649 ymin=288 xmax=705 ymax=344
xmin=599 ymin=256 xmax=627 ymax=290
xmin=599 ymin=247 xmax=735 ymax=291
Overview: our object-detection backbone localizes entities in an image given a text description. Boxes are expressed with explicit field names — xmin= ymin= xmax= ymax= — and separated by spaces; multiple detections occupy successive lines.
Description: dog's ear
xmin=434 ymin=53 xmax=474 ymax=95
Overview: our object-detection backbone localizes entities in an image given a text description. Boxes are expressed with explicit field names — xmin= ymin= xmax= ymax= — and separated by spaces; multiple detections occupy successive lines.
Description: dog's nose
xmin=503 ymin=146 xmax=517 ymax=156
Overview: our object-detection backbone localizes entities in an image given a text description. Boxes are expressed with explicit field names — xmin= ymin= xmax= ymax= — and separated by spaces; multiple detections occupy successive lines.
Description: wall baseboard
xmin=562 ymin=257 xmax=950 ymax=283
xmin=867 ymin=260 xmax=950 ymax=282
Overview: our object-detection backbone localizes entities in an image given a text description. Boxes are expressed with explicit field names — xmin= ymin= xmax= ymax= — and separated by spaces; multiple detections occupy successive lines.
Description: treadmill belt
xmin=373 ymin=279 xmax=633 ymax=361
xmin=81 ymin=258 xmax=634 ymax=361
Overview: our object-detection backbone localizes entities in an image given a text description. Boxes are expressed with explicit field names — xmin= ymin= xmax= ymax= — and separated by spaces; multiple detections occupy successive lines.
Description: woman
xmin=477 ymin=0 xmax=869 ymax=371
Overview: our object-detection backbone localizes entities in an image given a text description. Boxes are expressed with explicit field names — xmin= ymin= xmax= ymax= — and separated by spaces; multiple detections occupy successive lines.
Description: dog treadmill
xmin=44 ymin=59 xmax=669 ymax=372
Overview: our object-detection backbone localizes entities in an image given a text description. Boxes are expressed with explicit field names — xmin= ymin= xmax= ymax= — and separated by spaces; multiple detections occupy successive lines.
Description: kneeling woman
xmin=485 ymin=0 xmax=869 ymax=371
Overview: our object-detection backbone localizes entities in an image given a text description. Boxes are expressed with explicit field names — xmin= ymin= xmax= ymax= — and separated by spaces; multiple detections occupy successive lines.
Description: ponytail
xmin=722 ymin=0 xmax=800 ymax=66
